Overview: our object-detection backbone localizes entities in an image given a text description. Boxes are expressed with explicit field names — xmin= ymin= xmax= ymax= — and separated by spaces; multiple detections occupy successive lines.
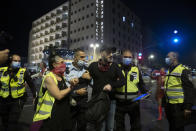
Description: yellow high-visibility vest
xmin=115 ymin=64 xmax=139 ymax=100
xmin=0 ymin=67 xmax=26 ymax=98
xmin=164 ymin=64 xmax=187 ymax=104
xmin=33 ymin=72 xmax=57 ymax=122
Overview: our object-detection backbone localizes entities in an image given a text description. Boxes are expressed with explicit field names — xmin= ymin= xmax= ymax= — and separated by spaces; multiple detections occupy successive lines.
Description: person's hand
xmin=70 ymin=78 xmax=79 ymax=86
xmin=0 ymin=49 xmax=9 ymax=65
xmin=75 ymin=88 xmax=87 ymax=96
xmin=103 ymin=84 xmax=112 ymax=91
xmin=82 ymin=71 xmax=91 ymax=80
xmin=184 ymin=109 xmax=192 ymax=120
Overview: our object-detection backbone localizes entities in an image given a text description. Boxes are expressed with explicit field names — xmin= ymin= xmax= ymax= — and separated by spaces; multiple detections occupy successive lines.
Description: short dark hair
xmin=74 ymin=48 xmax=85 ymax=57
xmin=100 ymin=46 xmax=112 ymax=54
xmin=48 ymin=54 xmax=61 ymax=70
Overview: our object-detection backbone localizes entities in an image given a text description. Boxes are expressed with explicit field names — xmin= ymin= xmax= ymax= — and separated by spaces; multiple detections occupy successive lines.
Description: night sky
xmin=0 ymin=0 xmax=196 ymax=66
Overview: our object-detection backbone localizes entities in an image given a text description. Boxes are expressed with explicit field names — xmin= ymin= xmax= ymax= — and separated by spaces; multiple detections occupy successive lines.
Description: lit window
xmin=123 ymin=16 xmax=126 ymax=22
xmin=131 ymin=22 xmax=134 ymax=28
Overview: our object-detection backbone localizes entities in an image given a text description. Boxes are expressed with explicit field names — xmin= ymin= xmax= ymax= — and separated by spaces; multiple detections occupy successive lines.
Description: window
xmin=78 ymin=18 xmax=81 ymax=22
xmin=91 ymin=3 xmax=94 ymax=6
xmin=78 ymin=8 xmax=81 ymax=12
xmin=122 ymin=16 xmax=126 ymax=22
xmin=82 ymin=16 xmax=85 ymax=20
xmin=113 ymin=28 xmax=115 ymax=34
xmin=91 ymin=24 xmax=94 ymax=27
xmin=113 ymin=18 xmax=115 ymax=24
xmin=91 ymin=35 xmax=94 ymax=38
xmin=74 ymin=20 xmax=77 ymax=23
xmin=75 ymin=10 xmax=77 ymax=14
xmin=86 ymin=35 xmax=89 ymax=39
xmin=82 ymin=27 xmax=84 ymax=30
xmin=131 ymin=22 xmax=134 ymax=28
xmin=78 ymin=28 xmax=81 ymax=32
xmin=91 ymin=13 xmax=94 ymax=16
xmin=112 ymin=8 xmax=116 ymax=14
xmin=82 ymin=37 xmax=84 ymax=40
xmin=86 ymin=25 xmax=89 ymax=29
xmin=113 ymin=38 xmax=115 ymax=44
xmin=74 ymin=30 xmax=76 ymax=33
xmin=87 ymin=4 xmax=89 ymax=8
xmin=86 ymin=14 xmax=89 ymax=18
xmin=82 ymin=7 xmax=85 ymax=10
xmin=78 ymin=38 xmax=80 ymax=42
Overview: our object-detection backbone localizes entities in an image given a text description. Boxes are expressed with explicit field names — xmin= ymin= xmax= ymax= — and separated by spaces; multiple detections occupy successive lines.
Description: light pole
xmin=90 ymin=43 xmax=99 ymax=61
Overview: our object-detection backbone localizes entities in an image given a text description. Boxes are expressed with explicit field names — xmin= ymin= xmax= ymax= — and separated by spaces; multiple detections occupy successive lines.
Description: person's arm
xmin=24 ymin=71 xmax=37 ymax=98
xmin=181 ymin=69 xmax=194 ymax=110
xmin=138 ymin=70 xmax=148 ymax=94
xmin=109 ymin=63 xmax=126 ymax=88
xmin=45 ymin=76 xmax=72 ymax=100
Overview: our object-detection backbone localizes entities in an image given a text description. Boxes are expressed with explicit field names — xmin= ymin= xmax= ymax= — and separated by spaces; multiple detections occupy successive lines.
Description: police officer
xmin=164 ymin=52 xmax=194 ymax=131
xmin=0 ymin=54 xmax=36 ymax=131
xmin=115 ymin=50 xmax=147 ymax=131
xmin=65 ymin=48 xmax=90 ymax=131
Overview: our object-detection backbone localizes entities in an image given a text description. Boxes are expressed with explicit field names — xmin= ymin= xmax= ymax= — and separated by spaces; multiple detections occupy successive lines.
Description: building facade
xmin=28 ymin=0 xmax=142 ymax=64
xmin=28 ymin=2 xmax=69 ymax=64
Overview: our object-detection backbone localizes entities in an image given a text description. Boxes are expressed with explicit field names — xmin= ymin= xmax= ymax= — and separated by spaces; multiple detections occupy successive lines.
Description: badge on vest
xmin=130 ymin=72 xmax=137 ymax=81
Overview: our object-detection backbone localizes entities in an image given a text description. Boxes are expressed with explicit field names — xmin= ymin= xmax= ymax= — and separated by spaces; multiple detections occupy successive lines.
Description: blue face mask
xmin=165 ymin=58 xmax=171 ymax=65
xmin=11 ymin=62 xmax=21 ymax=69
xmin=123 ymin=58 xmax=132 ymax=65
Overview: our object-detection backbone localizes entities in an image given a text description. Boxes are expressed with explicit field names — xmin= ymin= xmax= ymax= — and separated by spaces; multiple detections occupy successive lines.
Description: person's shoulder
xmin=89 ymin=62 xmax=98 ymax=67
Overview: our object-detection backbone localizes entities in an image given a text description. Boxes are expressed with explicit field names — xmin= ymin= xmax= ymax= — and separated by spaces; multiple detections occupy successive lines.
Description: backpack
xmin=85 ymin=91 xmax=111 ymax=123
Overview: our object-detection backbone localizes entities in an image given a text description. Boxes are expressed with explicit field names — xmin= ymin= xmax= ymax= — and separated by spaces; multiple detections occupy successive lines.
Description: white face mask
xmin=77 ymin=60 xmax=85 ymax=67
xmin=11 ymin=61 xmax=21 ymax=69
xmin=165 ymin=58 xmax=172 ymax=65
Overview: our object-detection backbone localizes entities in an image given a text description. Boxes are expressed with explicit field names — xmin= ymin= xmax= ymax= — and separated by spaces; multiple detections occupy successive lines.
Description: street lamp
xmin=90 ymin=43 xmax=99 ymax=60
xmin=173 ymin=30 xmax=178 ymax=34
xmin=149 ymin=54 xmax=155 ymax=59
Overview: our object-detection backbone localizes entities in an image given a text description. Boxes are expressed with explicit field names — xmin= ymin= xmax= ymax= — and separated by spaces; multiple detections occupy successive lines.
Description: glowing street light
xmin=173 ymin=30 xmax=178 ymax=34
xmin=149 ymin=54 xmax=155 ymax=59
xmin=173 ymin=38 xmax=179 ymax=43
xmin=90 ymin=43 xmax=99 ymax=60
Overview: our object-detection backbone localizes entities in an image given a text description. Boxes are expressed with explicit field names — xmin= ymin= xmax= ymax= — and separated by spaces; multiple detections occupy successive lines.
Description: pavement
xmin=1 ymin=79 xmax=196 ymax=131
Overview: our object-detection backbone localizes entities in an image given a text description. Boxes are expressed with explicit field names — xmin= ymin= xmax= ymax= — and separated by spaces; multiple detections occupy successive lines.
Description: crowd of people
xmin=0 ymin=47 xmax=195 ymax=131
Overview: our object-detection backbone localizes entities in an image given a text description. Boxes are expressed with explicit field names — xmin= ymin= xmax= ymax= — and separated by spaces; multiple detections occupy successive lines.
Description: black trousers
xmin=0 ymin=97 xmax=25 ymax=131
xmin=165 ymin=103 xmax=185 ymax=131
xmin=115 ymin=101 xmax=141 ymax=131
xmin=72 ymin=105 xmax=87 ymax=131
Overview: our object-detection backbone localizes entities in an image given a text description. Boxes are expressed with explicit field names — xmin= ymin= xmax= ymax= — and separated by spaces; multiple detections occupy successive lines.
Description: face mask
xmin=122 ymin=58 xmax=132 ymax=65
xmin=77 ymin=60 xmax=85 ymax=67
xmin=165 ymin=58 xmax=172 ymax=65
xmin=11 ymin=62 xmax=21 ymax=69
xmin=52 ymin=63 xmax=66 ymax=76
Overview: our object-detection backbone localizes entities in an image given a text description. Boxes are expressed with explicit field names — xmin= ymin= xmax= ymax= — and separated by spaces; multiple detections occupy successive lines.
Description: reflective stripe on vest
xmin=0 ymin=67 xmax=26 ymax=98
xmin=115 ymin=65 xmax=139 ymax=100
xmin=164 ymin=64 xmax=186 ymax=104
xmin=33 ymin=72 xmax=57 ymax=122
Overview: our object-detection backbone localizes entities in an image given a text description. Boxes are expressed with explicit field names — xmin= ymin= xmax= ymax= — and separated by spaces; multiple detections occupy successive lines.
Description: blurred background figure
xmin=155 ymin=67 xmax=166 ymax=120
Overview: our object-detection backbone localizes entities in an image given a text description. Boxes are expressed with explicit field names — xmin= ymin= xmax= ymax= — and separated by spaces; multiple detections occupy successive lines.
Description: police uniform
xmin=164 ymin=64 xmax=194 ymax=131
xmin=0 ymin=66 xmax=36 ymax=131
xmin=115 ymin=64 xmax=147 ymax=131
